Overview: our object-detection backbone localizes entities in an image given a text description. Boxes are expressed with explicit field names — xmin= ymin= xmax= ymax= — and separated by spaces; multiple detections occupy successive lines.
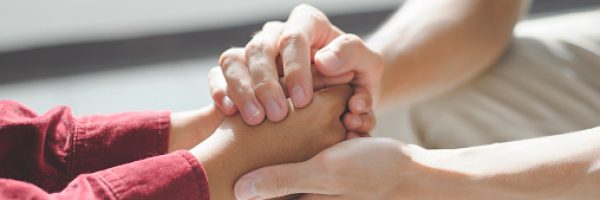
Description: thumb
xmin=314 ymin=34 xmax=383 ymax=104
xmin=208 ymin=67 xmax=237 ymax=115
xmin=234 ymin=162 xmax=319 ymax=200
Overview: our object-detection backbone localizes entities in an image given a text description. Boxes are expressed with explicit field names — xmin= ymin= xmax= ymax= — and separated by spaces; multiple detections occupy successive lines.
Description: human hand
xmin=191 ymin=85 xmax=354 ymax=200
xmin=209 ymin=4 xmax=383 ymax=135
xmin=168 ymin=104 xmax=223 ymax=152
xmin=234 ymin=137 xmax=469 ymax=200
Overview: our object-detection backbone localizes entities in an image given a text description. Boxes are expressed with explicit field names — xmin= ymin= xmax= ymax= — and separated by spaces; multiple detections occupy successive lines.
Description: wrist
xmin=168 ymin=104 xmax=224 ymax=152
xmin=395 ymin=146 xmax=522 ymax=200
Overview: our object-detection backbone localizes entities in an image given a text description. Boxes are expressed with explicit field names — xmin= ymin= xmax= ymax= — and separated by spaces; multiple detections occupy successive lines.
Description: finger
xmin=312 ymin=85 xmax=353 ymax=116
xmin=219 ymin=48 xmax=265 ymax=125
xmin=279 ymin=4 xmax=343 ymax=109
xmin=208 ymin=67 xmax=237 ymax=116
xmin=314 ymin=33 xmax=384 ymax=103
xmin=246 ymin=21 xmax=289 ymax=122
xmin=345 ymin=131 xmax=362 ymax=140
xmin=234 ymin=162 xmax=326 ymax=200
xmin=277 ymin=70 xmax=353 ymax=97
xmin=348 ymin=86 xmax=371 ymax=114
xmin=279 ymin=27 xmax=313 ymax=109
xmin=312 ymin=70 xmax=354 ymax=91
xmin=342 ymin=111 xmax=376 ymax=134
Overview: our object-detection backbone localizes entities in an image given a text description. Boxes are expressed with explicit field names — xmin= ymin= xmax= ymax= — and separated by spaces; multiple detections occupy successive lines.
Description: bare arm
xmin=369 ymin=0 xmax=522 ymax=108
xmin=414 ymin=126 xmax=600 ymax=199
xmin=234 ymin=126 xmax=600 ymax=199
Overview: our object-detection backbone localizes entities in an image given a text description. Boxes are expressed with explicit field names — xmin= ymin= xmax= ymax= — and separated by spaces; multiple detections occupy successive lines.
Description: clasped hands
xmin=170 ymin=4 xmax=426 ymax=200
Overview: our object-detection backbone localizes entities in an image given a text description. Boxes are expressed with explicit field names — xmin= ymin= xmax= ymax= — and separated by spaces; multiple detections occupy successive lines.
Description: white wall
xmin=0 ymin=0 xmax=402 ymax=52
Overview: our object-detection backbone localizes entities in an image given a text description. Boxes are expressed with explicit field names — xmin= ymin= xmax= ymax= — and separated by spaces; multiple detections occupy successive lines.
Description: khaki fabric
xmin=372 ymin=8 xmax=600 ymax=148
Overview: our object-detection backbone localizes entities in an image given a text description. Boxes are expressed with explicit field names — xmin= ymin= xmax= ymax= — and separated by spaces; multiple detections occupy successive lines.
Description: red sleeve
xmin=0 ymin=151 xmax=210 ymax=200
xmin=0 ymin=100 xmax=168 ymax=191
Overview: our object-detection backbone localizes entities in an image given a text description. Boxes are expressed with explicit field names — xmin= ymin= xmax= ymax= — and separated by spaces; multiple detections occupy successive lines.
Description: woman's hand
xmin=191 ymin=85 xmax=357 ymax=199
xmin=209 ymin=4 xmax=383 ymax=135
xmin=168 ymin=104 xmax=224 ymax=152
xmin=233 ymin=137 xmax=474 ymax=200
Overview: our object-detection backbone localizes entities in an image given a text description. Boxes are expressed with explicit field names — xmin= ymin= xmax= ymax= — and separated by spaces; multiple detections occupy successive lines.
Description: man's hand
xmin=209 ymin=4 xmax=383 ymax=136
xmin=235 ymin=126 xmax=600 ymax=200
xmin=233 ymin=137 xmax=434 ymax=200
xmin=191 ymin=85 xmax=354 ymax=199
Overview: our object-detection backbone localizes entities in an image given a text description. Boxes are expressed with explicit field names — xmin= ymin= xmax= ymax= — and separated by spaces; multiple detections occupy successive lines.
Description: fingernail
xmin=235 ymin=179 xmax=259 ymax=200
xmin=350 ymin=115 xmax=362 ymax=129
xmin=317 ymin=51 xmax=343 ymax=72
xmin=265 ymin=99 xmax=282 ymax=120
xmin=355 ymin=99 xmax=366 ymax=112
xmin=291 ymin=84 xmax=305 ymax=106
xmin=223 ymin=96 xmax=234 ymax=111
xmin=244 ymin=102 xmax=261 ymax=120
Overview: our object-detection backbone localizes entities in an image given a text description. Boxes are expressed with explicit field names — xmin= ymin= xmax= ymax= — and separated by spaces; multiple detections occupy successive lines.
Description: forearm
xmin=417 ymin=126 xmax=600 ymax=199
xmin=0 ymin=101 xmax=170 ymax=191
xmin=168 ymin=104 xmax=223 ymax=152
xmin=368 ymin=0 xmax=522 ymax=108
xmin=0 ymin=151 xmax=210 ymax=200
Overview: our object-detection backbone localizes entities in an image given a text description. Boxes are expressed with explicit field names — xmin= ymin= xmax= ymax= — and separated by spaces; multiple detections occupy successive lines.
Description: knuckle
xmin=283 ymin=62 xmax=303 ymax=76
xmin=227 ymin=83 xmax=253 ymax=101
xmin=292 ymin=4 xmax=325 ymax=19
xmin=339 ymin=34 xmax=363 ymax=49
xmin=246 ymin=41 xmax=271 ymax=57
xmin=219 ymin=48 xmax=243 ymax=67
xmin=293 ymin=4 xmax=329 ymax=23
xmin=262 ymin=21 xmax=283 ymax=30
xmin=253 ymin=80 xmax=281 ymax=94
xmin=231 ymin=78 xmax=252 ymax=91
xmin=278 ymin=29 xmax=306 ymax=47
xmin=208 ymin=66 xmax=221 ymax=74
xmin=211 ymin=92 xmax=227 ymax=106
xmin=248 ymin=60 xmax=278 ymax=83
xmin=223 ymin=65 xmax=245 ymax=80
xmin=362 ymin=115 xmax=376 ymax=132
xmin=293 ymin=4 xmax=315 ymax=13
xmin=208 ymin=68 xmax=223 ymax=82
xmin=248 ymin=59 xmax=272 ymax=74
xmin=224 ymin=72 xmax=251 ymax=91
xmin=210 ymin=89 xmax=225 ymax=100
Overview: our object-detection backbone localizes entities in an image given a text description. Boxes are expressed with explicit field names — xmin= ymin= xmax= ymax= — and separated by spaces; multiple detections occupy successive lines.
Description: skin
xmin=369 ymin=0 xmax=522 ymax=108
xmin=168 ymin=105 xmax=224 ymax=152
xmin=227 ymin=0 xmax=600 ymax=199
xmin=210 ymin=5 xmax=382 ymax=136
xmin=190 ymin=85 xmax=353 ymax=200
xmin=236 ymin=127 xmax=600 ymax=200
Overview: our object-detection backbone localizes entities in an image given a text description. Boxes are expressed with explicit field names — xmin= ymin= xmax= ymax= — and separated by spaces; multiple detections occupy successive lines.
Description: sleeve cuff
xmin=70 ymin=111 xmax=171 ymax=175
xmin=95 ymin=151 xmax=210 ymax=200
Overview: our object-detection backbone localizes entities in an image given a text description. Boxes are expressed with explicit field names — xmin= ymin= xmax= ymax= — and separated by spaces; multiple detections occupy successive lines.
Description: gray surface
xmin=0 ymin=58 xmax=215 ymax=115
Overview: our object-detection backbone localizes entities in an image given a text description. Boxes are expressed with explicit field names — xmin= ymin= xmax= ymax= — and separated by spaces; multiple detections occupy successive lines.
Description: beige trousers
xmin=373 ymin=8 xmax=600 ymax=148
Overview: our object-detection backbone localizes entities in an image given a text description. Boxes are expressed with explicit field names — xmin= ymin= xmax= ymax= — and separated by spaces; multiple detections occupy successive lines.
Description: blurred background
xmin=0 ymin=0 xmax=598 ymax=115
